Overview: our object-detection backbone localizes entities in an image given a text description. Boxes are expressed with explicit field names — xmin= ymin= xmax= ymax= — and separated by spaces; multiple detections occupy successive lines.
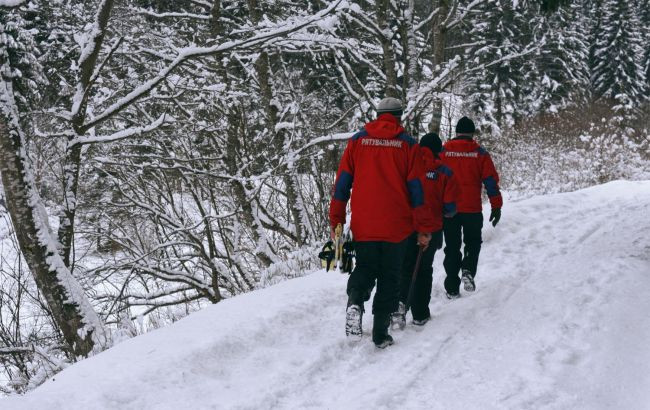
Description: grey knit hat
xmin=377 ymin=97 xmax=403 ymax=116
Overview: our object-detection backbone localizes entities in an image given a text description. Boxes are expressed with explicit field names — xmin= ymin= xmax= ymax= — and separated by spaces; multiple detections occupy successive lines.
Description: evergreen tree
xmin=465 ymin=0 xmax=536 ymax=134
xmin=591 ymin=0 xmax=646 ymax=113
xmin=533 ymin=1 xmax=591 ymax=113
xmin=640 ymin=0 xmax=650 ymax=98
xmin=587 ymin=0 xmax=604 ymax=79
xmin=538 ymin=0 xmax=569 ymax=11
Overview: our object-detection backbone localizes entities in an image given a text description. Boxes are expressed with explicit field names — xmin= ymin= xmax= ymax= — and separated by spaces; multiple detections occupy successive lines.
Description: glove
xmin=489 ymin=208 xmax=501 ymax=227
xmin=431 ymin=230 xmax=443 ymax=250
xmin=341 ymin=239 xmax=355 ymax=274
xmin=417 ymin=232 xmax=431 ymax=250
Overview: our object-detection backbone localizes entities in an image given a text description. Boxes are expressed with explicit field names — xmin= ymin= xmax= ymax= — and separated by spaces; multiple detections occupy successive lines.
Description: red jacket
xmin=440 ymin=138 xmax=502 ymax=213
xmin=421 ymin=149 xmax=460 ymax=232
xmin=329 ymin=114 xmax=435 ymax=242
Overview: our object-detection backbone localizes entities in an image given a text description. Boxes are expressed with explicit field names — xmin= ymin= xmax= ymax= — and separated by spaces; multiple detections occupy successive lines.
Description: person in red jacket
xmin=440 ymin=117 xmax=502 ymax=298
xmin=393 ymin=132 xmax=459 ymax=328
xmin=329 ymin=97 xmax=434 ymax=348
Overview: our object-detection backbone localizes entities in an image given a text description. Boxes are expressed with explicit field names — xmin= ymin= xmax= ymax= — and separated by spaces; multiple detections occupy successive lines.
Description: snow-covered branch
xmin=134 ymin=8 xmax=211 ymax=20
xmin=0 ymin=346 xmax=32 ymax=355
xmin=68 ymin=114 xmax=167 ymax=146
xmin=81 ymin=0 xmax=346 ymax=132
xmin=443 ymin=0 xmax=485 ymax=30
xmin=405 ymin=55 xmax=462 ymax=116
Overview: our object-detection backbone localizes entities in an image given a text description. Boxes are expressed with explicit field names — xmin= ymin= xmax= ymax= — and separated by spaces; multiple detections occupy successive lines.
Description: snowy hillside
xmin=3 ymin=180 xmax=650 ymax=410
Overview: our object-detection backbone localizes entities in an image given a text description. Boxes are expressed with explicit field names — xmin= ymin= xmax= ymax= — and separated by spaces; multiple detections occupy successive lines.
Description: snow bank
xmin=3 ymin=180 xmax=650 ymax=409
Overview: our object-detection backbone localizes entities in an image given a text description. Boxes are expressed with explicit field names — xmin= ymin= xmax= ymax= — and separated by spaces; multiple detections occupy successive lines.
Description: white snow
xmin=3 ymin=180 xmax=650 ymax=409
xmin=0 ymin=0 xmax=25 ymax=7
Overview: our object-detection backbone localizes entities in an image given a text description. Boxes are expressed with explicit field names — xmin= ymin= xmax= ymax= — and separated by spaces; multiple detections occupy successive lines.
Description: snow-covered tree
xmin=586 ymin=0 xmax=603 ymax=78
xmin=0 ymin=0 xmax=107 ymax=358
xmin=591 ymin=0 xmax=646 ymax=114
xmin=531 ymin=2 xmax=591 ymax=114
xmin=640 ymin=0 xmax=650 ymax=98
xmin=465 ymin=0 xmax=539 ymax=134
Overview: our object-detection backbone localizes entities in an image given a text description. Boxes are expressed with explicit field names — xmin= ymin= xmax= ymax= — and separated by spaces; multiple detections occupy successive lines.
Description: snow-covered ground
xmin=3 ymin=180 xmax=650 ymax=410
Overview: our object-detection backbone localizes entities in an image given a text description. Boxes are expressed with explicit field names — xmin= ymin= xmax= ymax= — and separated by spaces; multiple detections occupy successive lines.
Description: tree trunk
xmin=0 ymin=0 xmax=111 ymax=358
xmin=247 ymin=0 xmax=309 ymax=245
xmin=225 ymin=110 xmax=275 ymax=267
xmin=209 ymin=2 xmax=277 ymax=266
xmin=0 ymin=118 xmax=105 ymax=357
xmin=58 ymin=0 xmax=115 ymax=268
xmin=429 ymin=0 xmax=450 ymax=133
xmin=403 ymin=0 xmax=420 ymax=133
xmin=377 ymin=0 xmax=399 ymax=97
xmin=57 ymin=143 xmax=81 ymax=268
xmin=210 ymin=0 xmax=221 ymax=37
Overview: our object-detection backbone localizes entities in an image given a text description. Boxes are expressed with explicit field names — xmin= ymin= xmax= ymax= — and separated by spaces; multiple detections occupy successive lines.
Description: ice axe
xmin=404 ymin=243 xmax=425 ymax=313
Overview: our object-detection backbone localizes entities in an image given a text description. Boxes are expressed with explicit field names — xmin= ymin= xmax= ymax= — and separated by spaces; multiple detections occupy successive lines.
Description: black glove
xmin=489 ymin=208 xmax=501 ymax=227
xmin=432 ymin=230 xmax=443 ymax=250
xmin=341 ymin=240 xmax=355 ymax=274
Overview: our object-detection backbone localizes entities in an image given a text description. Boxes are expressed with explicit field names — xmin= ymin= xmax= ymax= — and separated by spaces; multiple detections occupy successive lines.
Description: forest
xmin=0 ymin=0 xmax=648 ymax=394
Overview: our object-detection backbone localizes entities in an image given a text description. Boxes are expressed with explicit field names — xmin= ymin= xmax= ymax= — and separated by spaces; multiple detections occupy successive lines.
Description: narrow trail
xmin=4 ymin=180 xmax=650 ymax=410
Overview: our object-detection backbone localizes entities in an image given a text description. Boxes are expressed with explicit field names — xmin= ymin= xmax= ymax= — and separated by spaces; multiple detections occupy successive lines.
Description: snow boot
xmin=345 ymin=305 xmax=363 ymax=340
xmin=412 ymin=316 xmax=430 ymax=326
xmin=372 ymin=314 xmax=394 ymax=349
xmin=390 ymin=302 xmax=406 ymax=331
xmin=461 ymin=269 xmax=475 ymax=292
xmin=446 ymin=291 xmax=460 ymax=300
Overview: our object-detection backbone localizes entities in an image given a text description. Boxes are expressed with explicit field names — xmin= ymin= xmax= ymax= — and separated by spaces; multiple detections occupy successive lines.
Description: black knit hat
xmin=420 ymin=132 xmax=442 ymax=154
xmin=456 ymin=116 xmax=476 ymax=135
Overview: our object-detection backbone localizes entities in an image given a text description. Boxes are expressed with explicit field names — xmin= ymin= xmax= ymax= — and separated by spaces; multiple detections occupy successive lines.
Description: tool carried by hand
xmin=404 ymin=244 xmax=425 ymax=312
xmin=318 ymin=224 xmax=355 ymax=273
xmin=318 ymin=240 xmax=336 ymax=271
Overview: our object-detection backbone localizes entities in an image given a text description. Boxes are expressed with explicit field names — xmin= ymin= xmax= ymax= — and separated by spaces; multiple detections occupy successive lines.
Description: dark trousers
xmin=399 ymin=233 xmax=437 ymax=321
xmin=443 ymin=212 xmax=483 ymax=293
xmin=347 ymin=239 xmax=408 ymax=318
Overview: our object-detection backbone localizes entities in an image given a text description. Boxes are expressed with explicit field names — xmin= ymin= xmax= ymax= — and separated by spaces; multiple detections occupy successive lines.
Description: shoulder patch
xmin=351 ymin=129 xmax=368 ymax=141
xmin=436 ymin=164 xmax=453 ymax=177
xmin=476 ymin=146 xmax=489 ymax=156
xmin=397 ymin=132 xmax=416 ymax=146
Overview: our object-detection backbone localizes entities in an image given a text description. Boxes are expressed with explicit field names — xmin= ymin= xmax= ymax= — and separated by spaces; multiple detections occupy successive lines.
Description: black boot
xmin=372 ymin=314 xmax=394 ymax=348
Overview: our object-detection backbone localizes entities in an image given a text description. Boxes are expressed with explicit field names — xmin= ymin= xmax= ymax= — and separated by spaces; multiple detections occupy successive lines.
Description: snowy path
xmin=4 ymin=180 xmax=650 ymax=410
